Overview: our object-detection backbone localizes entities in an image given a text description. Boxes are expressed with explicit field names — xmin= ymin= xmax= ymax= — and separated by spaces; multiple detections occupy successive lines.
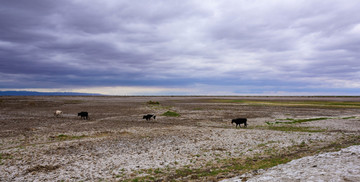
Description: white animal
xmin=54 ymin=110 xmax=63 ymax=117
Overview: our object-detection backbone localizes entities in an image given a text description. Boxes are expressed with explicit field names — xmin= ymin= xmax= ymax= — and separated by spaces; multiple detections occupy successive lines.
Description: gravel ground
xmin=1 ymin=125 xmax=340 ymax=181
xmin=222 ymin=145 xmax=360 ymax=182
xmin=0 ymin=96 xmax=359 ymax=181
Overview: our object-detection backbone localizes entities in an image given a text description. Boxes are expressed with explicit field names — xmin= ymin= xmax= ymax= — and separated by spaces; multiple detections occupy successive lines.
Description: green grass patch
xmin=342 ymin=116 xmax=357 ymax=119
xmin=161 ymin=111 xmax=180 ymax=117
xmin=0 ymin=153 xmax=13 ymax=165
xmin=147 ymin=100 xmax=160 ymax=105
xmin=64 ymin=100 xmax=83 ymax=104
xmin=268 ymin=116 xmax=355 ymax=125
xmin=122 ymin=175 xmax=159 ymax=182
xmin=257 ymin=143 xmax=267 ymax=147
xmin=154 ymin=168 xmax=162 ymax=174
xmin=146 ymin=101 xmax=172 ymax=110
xmin=196 ymin=168 xmax=227 ymax=178
xmin=209 ymin=99 xmax=246 ymax=103
xmin=265 ymin=117 xmax=330 ymax=126
xmin=276 ymin=117 xmax=330 ymax=124
xmin=175 ymin=168 xmax=193 ymax=177
xmin=228 ymin=156 xmax=292 ymax=171
xmin=266 ymin=126 xmax=326 ymax=133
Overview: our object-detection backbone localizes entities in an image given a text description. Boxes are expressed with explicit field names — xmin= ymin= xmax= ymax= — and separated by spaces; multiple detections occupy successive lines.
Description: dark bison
xmin=232 ymin=118 xmax=247 ymax=128
xmin=78 ymin=111 xmax=89 ymax=120
xmin=143 ymin=114 xmax=156 ymax=121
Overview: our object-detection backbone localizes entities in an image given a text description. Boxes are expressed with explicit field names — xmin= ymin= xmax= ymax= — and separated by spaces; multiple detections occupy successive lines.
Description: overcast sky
xmin=1 ymin=0 xmax=360 ymax=95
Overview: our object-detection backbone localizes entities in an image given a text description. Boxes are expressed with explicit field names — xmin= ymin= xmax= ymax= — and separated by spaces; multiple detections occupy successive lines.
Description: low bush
xmin=147 ymin=100 xmax=160 ymax=105
xmin=162 ymin=111 xmax=180 ymax=117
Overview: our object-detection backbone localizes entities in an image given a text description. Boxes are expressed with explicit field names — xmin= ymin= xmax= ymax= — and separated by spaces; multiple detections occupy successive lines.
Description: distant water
xmin=0 ymin=91 xmax=102 ymax=96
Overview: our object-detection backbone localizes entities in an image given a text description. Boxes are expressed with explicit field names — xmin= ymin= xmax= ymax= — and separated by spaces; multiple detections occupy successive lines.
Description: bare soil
xmin=0 ymin=96 xmax=359 ymax=181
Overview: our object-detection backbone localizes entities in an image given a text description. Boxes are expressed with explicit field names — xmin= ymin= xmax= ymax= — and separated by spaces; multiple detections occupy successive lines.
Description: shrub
xmin=147 ymin=100 xmax=160 ymax=105
xmin=162 ymin=111 xmax=180 ymax=117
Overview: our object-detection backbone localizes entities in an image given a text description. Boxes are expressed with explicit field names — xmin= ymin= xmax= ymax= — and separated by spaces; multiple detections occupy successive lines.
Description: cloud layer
xmin=1 ymin=0 xmax=360 ymax=95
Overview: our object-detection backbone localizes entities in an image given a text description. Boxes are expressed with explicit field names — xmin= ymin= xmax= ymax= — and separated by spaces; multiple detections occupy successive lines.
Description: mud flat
xmin=0 ymin=96 xmax=359 ymax=181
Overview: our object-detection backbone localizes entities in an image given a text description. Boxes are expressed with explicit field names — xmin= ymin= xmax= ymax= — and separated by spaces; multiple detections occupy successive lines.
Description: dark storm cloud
xmin=1 ymin=0 xmax=360 ymax=95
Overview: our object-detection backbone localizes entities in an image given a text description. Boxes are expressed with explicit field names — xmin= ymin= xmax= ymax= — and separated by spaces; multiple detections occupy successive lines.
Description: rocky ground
xmin=0 ymin=96 xmax=359 ymax=181
xmin=223 ymin=145 xmax=360 ymax=182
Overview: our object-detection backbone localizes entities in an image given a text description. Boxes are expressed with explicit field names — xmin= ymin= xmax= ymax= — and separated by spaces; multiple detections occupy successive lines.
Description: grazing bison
xmin=143 ymin=114 xmax=156 ymax=121
xmin=54 ymin=110 xmax=63 ymax=117
xmin=78 ymin=111 xmax=89 ymax=120
xmin=232 ymin=118 xmax=247 ymax=128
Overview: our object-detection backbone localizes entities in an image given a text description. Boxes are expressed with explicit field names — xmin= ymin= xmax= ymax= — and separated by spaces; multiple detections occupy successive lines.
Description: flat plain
xmin=1 ymin=96 xmax=360 ymax=181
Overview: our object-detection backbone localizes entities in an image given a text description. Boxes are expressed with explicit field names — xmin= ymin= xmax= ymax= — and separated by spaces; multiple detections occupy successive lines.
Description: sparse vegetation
xmin=161 ymin=110 xmax=180 ymax=117
xmin=147 ymin=100 xmax=160 ymax=105
xmin=26 ymin=165 xmax=61 ymax=174
xmin=50 ymin=134 xmax=87 ymax=141
xmin=268 ymin=126 xmax=326 ymax=132
xmin=342 ymin=116 xmax=357 ymax=119
xmin=267 ymin=116 xmax=357 ymax=125
xmin=0 ymin=153 xmax=3 ymax=165
xmin=209 ymin=99 xmax=360 ymax=108
xmin=276 ymin=117 xmax=330 ymax=124
xmin=146 ymin=100 xmax=173 ymax=110
xmin=64 ymin=100 xmax=83 ymax=104
xmin=122 ymin=135 xmax=360 ymax=181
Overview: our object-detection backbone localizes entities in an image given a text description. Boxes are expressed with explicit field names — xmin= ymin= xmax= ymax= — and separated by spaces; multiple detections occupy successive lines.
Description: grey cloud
xmin=1 ymin=0 xmax=360 ymax=94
